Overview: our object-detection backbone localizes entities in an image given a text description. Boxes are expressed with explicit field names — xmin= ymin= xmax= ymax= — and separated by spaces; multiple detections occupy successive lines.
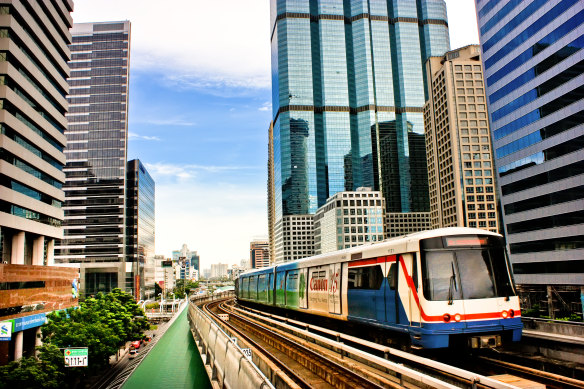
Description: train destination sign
xmin=64 ymin=348 xmax=88 ymax=367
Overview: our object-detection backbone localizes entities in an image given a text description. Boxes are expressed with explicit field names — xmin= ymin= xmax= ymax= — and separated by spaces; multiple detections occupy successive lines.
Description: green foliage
xmin=0 ymin=348 xmax=63 ymax=389
xmin=41 ymin=288 xmax=150 ymax=381
xmin=145 ymin=302 xmax=160 ymax=310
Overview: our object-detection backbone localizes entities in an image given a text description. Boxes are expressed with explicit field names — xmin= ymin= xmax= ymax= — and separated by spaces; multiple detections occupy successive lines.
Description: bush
xmin=145 ymin=302 xmax=159 ymax=310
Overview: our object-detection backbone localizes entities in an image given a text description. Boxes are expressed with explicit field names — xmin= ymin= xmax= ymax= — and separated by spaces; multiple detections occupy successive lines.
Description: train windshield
xmin=421 ymin=235 xmax=515 ymax=301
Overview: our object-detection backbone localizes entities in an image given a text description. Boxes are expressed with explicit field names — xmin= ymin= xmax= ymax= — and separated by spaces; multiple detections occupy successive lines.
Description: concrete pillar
xmin=32 ymin=236 xmax=44 ymax=266
xmin=35 ymin=327 xmax=42 ymax=357
xmin=46 ymin=239 xmax=54 ymax=266
xmin=11 ymin=232 xmax=25 ymax=265
xmin=14 ymin=331 xmax=23 ymax=360
xmin=547 ymin=285 xmax=554 ymax=319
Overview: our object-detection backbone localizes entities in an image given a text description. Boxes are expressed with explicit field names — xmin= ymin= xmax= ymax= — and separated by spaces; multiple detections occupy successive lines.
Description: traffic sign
xmin=64 ymin=348 xmax=88 ymax=367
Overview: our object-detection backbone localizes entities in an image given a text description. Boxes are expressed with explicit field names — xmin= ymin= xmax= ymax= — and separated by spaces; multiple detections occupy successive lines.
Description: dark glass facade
xmin=54 ymin=22 xmax=131 ymax=295
xmin=476 ymin=0 xmax=583 ymax=307
xmin=126 ymin=159 xmax=155 ymax=299
xmin=270 ymin=0 xmax=449 ymax=260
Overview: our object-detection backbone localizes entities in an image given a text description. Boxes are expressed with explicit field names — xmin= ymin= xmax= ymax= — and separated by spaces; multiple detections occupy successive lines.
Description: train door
xmin=396 ymin=253 xmax=421 ymax=326
xmin=386 ymin=257 xmax=398 ymax=324
xmin=402 ymin=253 xmax=421 ymax=326
xmin=328 ymin=263 xmax=341 ymax=314
xmin=299 ymin=268 xmax=308 ymax=309
xmin=268 ymin=272 xmax=274 ymax=305
xmin=376 ymin=259 xmax=388 ymax=322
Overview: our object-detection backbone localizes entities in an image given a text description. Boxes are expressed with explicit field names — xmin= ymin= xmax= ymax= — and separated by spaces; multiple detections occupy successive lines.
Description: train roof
xmin=238 ymin=227 xmax=501 ymax=278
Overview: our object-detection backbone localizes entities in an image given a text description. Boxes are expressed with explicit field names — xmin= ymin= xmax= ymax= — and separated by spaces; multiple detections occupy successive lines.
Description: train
xmin=235 ymin=227 xmax=522 ymax=349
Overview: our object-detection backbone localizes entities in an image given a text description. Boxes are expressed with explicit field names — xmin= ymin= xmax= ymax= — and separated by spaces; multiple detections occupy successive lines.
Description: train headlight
xmin=501 ymin=310 xmax=509 ymax=318
xmin=443 ymin=313 xmax=451 ymax=323
xmin=454 ymin=313 xmax=462 ymax=322
xmin=509 ymin=310 xmax=515 ymax=318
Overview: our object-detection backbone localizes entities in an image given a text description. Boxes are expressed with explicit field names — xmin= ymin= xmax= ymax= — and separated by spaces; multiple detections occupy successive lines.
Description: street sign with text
xmin=64 ymin=348 xmax=88 ymax=367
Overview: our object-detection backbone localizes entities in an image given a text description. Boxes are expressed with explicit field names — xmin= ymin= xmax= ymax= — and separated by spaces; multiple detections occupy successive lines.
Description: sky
xmin=71 ymin=0 xmax=480 ymax=270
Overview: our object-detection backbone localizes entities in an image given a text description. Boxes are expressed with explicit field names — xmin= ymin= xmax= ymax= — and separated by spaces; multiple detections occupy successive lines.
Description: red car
xmin=131 ymin=340 xmax=141 ymax=350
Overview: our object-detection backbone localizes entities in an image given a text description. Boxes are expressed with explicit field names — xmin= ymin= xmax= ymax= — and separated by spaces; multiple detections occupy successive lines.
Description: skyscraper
xmin=126 ymin=159 xmax=155 ymax=299
xmin=269 ymin=0 xmax=450 ymax=261
xmin=55 ymin=21 xmax=131 ymax=297
xmin=250 ymin=238 xmax=270 ymax=268
xmin=0 ymin=0 xmax=78 ymax=363
xmin=424 ymin=45 xmax=500 ymax=233
xmin=475 ymin=0 xmax=583 ymax=316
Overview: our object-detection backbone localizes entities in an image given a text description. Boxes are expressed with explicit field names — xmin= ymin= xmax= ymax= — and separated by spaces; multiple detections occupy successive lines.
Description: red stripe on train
xmin=348 ymin=255 xmax=396 ymax=268
xmin=398 ymin=257 xmax=521 ymax=322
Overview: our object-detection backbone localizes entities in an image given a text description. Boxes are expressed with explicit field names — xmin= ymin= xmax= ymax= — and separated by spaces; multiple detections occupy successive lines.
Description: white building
xmin=210 ymin=263 xmax=228 ymax=279
xmin=314 ymin=188 xmax=385 ymax=254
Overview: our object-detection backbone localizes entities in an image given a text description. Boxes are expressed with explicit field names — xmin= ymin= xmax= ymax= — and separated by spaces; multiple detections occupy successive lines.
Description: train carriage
xmin=236 ymin=227 xmax=522 ymax=349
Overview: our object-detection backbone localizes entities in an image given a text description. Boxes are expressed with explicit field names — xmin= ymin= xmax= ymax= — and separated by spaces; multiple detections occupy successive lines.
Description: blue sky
xmin=72 ymin=0 xmax=479 ymax=270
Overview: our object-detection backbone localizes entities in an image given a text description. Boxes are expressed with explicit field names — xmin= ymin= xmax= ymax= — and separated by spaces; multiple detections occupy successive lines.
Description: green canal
xmin=123 ymin=308 xmax=211 ymax=389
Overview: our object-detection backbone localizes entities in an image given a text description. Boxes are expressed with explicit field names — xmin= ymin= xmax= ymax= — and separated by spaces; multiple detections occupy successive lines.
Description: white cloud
xmin=128 ymin=132 xmax=161 ymax=141
xmin=444 ymin=0 xmax=479 ymax=49
xmin=72 ymin=0 xmax=271 ymax=90
xmin=132 ymin=117 xmax=196 ymax=127
xmin=152 ymin=175 xmax=267 ymax=268
xmin=258 ymin=101 xmax=272 ymax=111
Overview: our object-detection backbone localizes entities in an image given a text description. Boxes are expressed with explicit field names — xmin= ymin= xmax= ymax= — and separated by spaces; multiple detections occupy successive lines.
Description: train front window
xmin=422 ymin=251 xmax=462 ymax=301
xmin=422 ymin=245 xmax=515 ymax=301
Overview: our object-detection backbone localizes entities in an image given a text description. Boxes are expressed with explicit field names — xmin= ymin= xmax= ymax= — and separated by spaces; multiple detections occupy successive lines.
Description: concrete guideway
xmin=102 ymin=300 xmax=210 ymax=389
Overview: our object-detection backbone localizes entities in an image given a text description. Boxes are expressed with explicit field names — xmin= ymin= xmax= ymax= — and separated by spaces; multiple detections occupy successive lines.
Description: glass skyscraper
xmin=55 ymin=21 xmax=131 ymax=297
xmin=126 ymin=159 xmax=155 ymax=299
xmin=270 ymin=0 xmax=449 ymax=261
xmin=475 ymin=0 xmax=583 ymax=316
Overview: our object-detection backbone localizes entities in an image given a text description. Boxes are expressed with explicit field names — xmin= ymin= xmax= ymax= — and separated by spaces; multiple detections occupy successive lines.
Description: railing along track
xmin=204 ymin=300 xmax=394 ymax=389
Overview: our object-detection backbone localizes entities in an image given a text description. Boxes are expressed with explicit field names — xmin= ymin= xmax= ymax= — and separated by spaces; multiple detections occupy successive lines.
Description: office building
xmin=54 ymin=21 xmax=132 ymax=297
xmin=267 ymin=121 xmax=276 ymax=262
xmin=384 ymin=212 xmax=431 ymax=238
xmin=250 ymin=238 xmax=270 ymax=268
xmin=153 ymin=254 xmax=165 ymax=283
xmin=273 ymin=215 xmax=314 ymax=262
xmin=126 ymin=159 xmax=155 ymax=299
xmin=475 ymin=0 xmax=584 ymax=316
xmin=0 ymin=0 xmax=77 ymax=363
xmin=269 ymin=0 xmax=449 ymax=261
xmin=210 ymin=263 xmax=228 ymax=279
xmin=424 ymin=45 xmax=500 ymax=233
xmin=172 ymin=243 xmax=199 ymax=279
xmin=314 ymin=188 xmax=385 ymax=255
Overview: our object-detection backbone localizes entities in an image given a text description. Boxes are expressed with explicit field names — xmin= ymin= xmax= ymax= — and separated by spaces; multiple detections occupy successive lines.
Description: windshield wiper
xmin=448 ymin=263 xmax=457 ymax=305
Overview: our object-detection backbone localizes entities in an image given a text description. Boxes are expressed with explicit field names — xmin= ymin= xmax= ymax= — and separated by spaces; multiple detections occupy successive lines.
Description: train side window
xmin=388 ymin=263 xmax=397 ymax=290
xmin=348 ymin=266 xmax=383 ymax=290
xmin=412 ymin=255 xmax=418 ymax=290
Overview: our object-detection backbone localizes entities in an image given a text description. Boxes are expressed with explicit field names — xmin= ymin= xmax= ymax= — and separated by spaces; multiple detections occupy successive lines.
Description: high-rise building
xmin=267 ymin=121 xmax=276 ymax=263
xmin=475 ymin=0 xmax=584 ymax=316
xmin=172 ymin=243 xmax=199 ymax=280
xmin=269 ymin=0 xmax=449 ymax=261
xmin=250 ymin=238 xmax=270 ymax=268
xmin=210 ymin=263 xmax=228 ymax=279
xmin=0 ymin=0 xmax=78 ymax=363
xmin=314 ymin=188 xmax=384 ymax=255
xmin=54 ymin=21 xmax=131 ymax=297
xmin=126 ymin=159 xmax=155 ymax=299
xmin=424 ymin=45 xmax=500 ymax=233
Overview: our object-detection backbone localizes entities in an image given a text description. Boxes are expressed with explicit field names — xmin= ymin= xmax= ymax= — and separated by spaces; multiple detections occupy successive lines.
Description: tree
xmin=0 ymin=346 xmax=63 ymax=389
xmin=40 ymin=288 xmax=150 ymax=384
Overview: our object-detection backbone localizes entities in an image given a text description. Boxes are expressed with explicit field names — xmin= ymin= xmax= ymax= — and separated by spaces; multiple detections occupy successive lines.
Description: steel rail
xmin=210 ymin=300 xmax=393 ymax=389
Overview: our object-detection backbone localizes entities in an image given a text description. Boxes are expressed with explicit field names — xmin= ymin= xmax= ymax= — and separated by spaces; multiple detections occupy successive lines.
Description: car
xmin=131 ymin=340 xmax=141 ymax=350
xmin=128 ymin=349 xmax=138 ymax=359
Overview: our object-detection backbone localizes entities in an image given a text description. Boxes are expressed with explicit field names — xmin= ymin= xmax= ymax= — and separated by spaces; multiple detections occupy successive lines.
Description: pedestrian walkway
xmin=122 ymin=308 xmax=211 ymax=389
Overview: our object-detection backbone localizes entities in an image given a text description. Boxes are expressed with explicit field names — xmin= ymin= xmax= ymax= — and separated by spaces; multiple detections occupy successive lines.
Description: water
xmin=123 ymin=308 xmax=211 ymax=389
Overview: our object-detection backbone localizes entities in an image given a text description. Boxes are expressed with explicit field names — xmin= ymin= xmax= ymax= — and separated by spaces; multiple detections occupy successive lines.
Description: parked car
xmin=131 ymin=340 xmax=141 ymax=350
xmin=128 ymin=348 xmax=138 ymax=359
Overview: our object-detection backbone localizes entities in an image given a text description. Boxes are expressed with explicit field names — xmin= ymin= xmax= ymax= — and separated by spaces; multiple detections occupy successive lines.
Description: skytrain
xmin=236 ymin=227 xmax=522 ymax=349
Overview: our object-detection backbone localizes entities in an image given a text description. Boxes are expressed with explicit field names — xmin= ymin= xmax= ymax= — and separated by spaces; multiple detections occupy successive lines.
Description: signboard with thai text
xmin=64 ymin=348 xmax=88 ymax=367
